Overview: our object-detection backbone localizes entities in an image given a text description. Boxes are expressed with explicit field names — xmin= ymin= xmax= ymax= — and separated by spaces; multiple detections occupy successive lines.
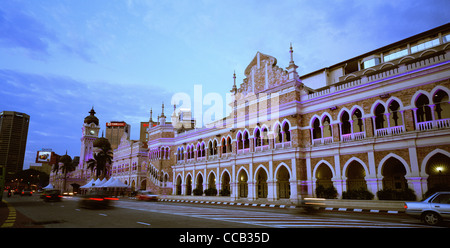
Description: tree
xmin=59 ymin=151 xmax=75 ymax=192
xmin=87 ymin=136 xmax=113 ymax=179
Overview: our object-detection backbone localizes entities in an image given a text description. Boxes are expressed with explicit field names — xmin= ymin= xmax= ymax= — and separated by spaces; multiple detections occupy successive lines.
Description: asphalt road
xmin=2 ymin=193 xmax=445 ymax=229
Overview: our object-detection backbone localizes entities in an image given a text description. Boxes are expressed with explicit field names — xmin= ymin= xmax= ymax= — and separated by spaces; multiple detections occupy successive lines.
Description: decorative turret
xmin=158 ymin=102 xmax=166 ymax=125
xmin=286 ymin=43 xmax=300 ymax=82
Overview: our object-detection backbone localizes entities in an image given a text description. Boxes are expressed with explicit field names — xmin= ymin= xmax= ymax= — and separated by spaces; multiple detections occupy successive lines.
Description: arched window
xmin=374 ymin=104 xmax=386 ymax=129
xmin=213 ymin=140 xmax=218 ymax=155
xmin=201 ymin=143 xmax=205 ymax=157
xmin=190 ymin=145 xmax=194 ymax=159
xmin=254 ymin=128 xmax=261 ymax=147
xmin=433 ymin=90 xmax=450 ymax=120
xmin=227 ymin=136 xmax=232 ymax=153
xmin=222 ymin=138 xmax=227 ymax=154
xmin=322 ymin=116 xmax=332 ymax=138
xmin=187 ymin=146 xmax=191 ymax=160
xmin=388 ymin=100 xmax=402 ymax=127
xmin=180 ymin=147 xmax=184 ymax=160
xmin=274 ymin=124 xmax=282 ymax=143
xmin=261 ymin=127 xmax=269 ymax=146
xmin=312 ymin=118 xmax=321 ymax=139
xmin=341 ymin=111 xmax=351 ymax=135
xmin=166 ymin=147 xmax=170 ymax=159
xmin=197 ymin=143 xmax=201 ymax=158
xmin=283 ymin=122 xmax=291 ymax=142
xmin=416 ymin=94 xmax=432 ymax=123
xmin=243 ymin=131 xmax=250 ymax=149
xmin=209 ymin=140 xmax=213 ymax=156
xmin=237 ymin=132 xmax=243 ymax=150
xmin=352 ymin=109 xmax=364 ymax=133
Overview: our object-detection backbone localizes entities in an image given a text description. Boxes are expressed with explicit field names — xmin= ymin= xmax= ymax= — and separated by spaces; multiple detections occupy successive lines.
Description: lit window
xmin=443 ymin=34 xmax=450 ymax=43
xmin=411 ymin=38 xmax=440 ymax=54
xmin=362 ymin=57 xmax=381 ymax=69
xmin=384 ymin=49 xmax=408 ymax=62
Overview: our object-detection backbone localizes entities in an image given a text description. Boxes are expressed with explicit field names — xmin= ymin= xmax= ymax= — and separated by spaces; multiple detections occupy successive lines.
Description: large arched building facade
xmin=120 ymin=24 xmax=450 ymax=202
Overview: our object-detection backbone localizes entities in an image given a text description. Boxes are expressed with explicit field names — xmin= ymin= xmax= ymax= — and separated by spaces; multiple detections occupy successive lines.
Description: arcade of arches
xmin=174 ymin=150 xmax=449 ymax=201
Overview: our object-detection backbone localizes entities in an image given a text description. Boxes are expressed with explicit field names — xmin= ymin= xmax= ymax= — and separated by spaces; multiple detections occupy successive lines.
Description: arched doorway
xmin=131 ymin=180 xmax=136 ymax=191
xmin=382 ymin=157 xmax=407 ymax=191
xmin=346 ymin=161 xmax=367 ymax=190
xmin=208 ymin=173 xmax=216 ymax=190
xmin=425 ymin=153 xmax=450 ymax=191
xmin=176 ymin=176 xmax=182 ymax=195
xmin=221 ymin=171 xmax=230 ymax=196
xmin=256 ymin=168 xmax=268 ymax=199
xmin=185 ymin=175 xmax=192 ymax=195
xmin=316 ymin=163 xmax=333 ymax=188
xmin=238 ymin=170 xmax=248 ymax=198
xmin=140 ymin=179 xmax=147 ymax=190
xmin=277 ymin=166 xmax=290 ymax=199
xmin=196 ymin=174 xmax=204 ymax=192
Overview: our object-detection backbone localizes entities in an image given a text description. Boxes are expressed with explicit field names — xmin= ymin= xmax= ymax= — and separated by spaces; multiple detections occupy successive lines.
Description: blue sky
xmin=0 ymin=0 xmax=449 ymax=169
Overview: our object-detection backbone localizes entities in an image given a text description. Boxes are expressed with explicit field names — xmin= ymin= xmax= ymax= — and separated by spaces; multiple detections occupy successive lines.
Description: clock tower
xmin=78 ymin=107 xmax=100 ymax=179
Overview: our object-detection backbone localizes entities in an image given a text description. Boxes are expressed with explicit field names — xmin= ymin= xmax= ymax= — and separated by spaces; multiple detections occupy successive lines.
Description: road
xmin=1 ymin=193 xmax=444 ymax=229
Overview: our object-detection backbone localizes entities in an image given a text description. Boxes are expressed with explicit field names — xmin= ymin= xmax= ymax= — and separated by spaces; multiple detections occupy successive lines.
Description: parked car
xmin=42 ymin=189 xmax=62 ymax=202
xmin=405 ymin=192 xmax=450 ymax=225
xmin=21 ymin=189 xmax=33 ymax=196
xmin=136 ymin=190 xmax=158 ymax=201
xmin=79 ymin=191 xmax=119 ymax=209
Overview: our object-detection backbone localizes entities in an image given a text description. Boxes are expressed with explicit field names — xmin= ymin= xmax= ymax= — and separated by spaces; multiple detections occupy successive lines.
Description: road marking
xmin=1 ymin=200 xmax=16 ymax=228
xmin=115 ymin=201 xmax=432 ymax=228
xmin=99 ymin=213 xmax=108 ymax=216
xmin=137 ymin=221 xmax=151 ymax=226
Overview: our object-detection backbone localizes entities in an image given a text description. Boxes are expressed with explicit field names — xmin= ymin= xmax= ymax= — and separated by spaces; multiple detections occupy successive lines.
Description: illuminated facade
xmin=149 ymin=23 xmax=450 ymax=201
xmin=57 ymin=24 xmax=450 ymax=201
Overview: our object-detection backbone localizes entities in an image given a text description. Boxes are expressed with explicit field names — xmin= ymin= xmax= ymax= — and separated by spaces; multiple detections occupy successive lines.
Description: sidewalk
xmin=156 ymin=195 xmax=407 ymax=214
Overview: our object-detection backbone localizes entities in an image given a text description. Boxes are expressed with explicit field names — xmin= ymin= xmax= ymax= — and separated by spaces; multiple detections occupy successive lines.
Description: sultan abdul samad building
xmin=54 ymin=23 xmax=450 ymax=202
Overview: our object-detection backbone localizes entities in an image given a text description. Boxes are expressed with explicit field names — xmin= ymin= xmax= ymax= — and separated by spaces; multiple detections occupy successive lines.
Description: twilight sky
xmin=0 ymin=0 xmax=449 ymax=169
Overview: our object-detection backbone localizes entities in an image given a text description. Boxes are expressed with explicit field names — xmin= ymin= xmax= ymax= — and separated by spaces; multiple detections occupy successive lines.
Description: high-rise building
xmin=105 ymin=121 xmax=130 ymax=150
xmin=0 ymin=111 xmax=30 ymax=182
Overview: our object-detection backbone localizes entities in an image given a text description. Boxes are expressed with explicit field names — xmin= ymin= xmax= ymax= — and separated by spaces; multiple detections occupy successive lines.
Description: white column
xmin=268 ymin=161 xmax=275 ymax=201
xmin=248 ymin=163 xmax=255 ymax=200
xmin=407 ymin=147 xmax=424 ymax=199
xmin=290 ymin=158 xmax=298 ymax=201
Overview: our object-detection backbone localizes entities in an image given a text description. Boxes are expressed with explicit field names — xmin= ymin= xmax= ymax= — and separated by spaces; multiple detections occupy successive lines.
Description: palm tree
xmin=88 ymin=135 xmax=113 ymax=180
xmin=59 ymin=151 xmax=75 ymax=192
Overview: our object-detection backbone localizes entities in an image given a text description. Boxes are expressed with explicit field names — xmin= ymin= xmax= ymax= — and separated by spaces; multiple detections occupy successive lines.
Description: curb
xmin=156 ymin=198 xmax=405 ymax=214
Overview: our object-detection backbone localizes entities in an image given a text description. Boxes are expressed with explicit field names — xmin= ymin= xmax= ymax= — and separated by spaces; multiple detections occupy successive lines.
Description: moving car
xmin=136 ymin=190 xmax=158 ymax=201
xmin=21 ymin=189 xmax=33 ymax=196
xmin=405 ymin=192 xmax=450 ymax=225
xmin=79 ymin=191 xmax=119 ymax=209
xmin=42 ymin=189 xmax=62 ymax=202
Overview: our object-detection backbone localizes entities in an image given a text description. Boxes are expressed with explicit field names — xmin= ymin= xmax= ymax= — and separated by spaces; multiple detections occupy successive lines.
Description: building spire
xmin=286 ymin=42 xmax=299 ymax=82
xmin=231 ymin=70 xmax=237 ymax=93
xmin=149 ymin=108 xmax=153 ymax=122
xmin=289 ymin=42 xmax=294 ymax=65
xmin=160 ymin=102 xmax=166 ymax=118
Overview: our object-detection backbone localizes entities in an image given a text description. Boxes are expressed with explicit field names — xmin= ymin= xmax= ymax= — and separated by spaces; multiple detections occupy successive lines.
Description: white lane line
xmin=99 ymin=213 xmax=108 ymax=216
xmin=137 ymin=221 xmax=151 ymax=226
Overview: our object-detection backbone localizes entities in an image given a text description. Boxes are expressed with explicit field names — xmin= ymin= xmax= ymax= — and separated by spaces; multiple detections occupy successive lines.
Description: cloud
xmin=0 ymin=2 xmax=96 ymax=62
xmin=0 ymin=7 xmax=57 ymax=59
xmin=0 ymin=69 xmax=176 ymax=169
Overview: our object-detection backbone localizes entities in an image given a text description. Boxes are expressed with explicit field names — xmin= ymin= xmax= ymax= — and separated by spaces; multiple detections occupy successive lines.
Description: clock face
xmin=89 ymin=130 xmax=95 ymax=135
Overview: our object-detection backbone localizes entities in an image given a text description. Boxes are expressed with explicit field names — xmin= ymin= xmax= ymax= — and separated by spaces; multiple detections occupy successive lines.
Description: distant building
xmin=105 ymin=121 xmax=130 ymax=150
xmin=0 ymin=111 xmax=30 ymax=182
